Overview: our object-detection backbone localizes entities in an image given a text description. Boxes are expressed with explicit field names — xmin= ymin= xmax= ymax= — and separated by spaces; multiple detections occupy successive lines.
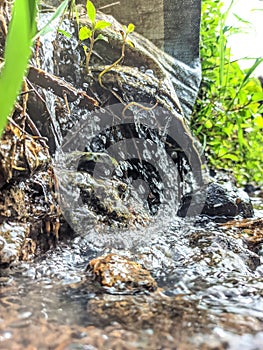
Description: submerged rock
xmin=221 ymin=218 xmax=263 ymax=255
xmin=87 ymin=253 xmax=158 ymax=294
xmin=56 ymin=159 xmax=151 ymax=230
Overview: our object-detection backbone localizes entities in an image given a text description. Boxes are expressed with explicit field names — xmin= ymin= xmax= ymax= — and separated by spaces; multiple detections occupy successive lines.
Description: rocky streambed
xmin=0 ymin=209 xmax=262 ymax=349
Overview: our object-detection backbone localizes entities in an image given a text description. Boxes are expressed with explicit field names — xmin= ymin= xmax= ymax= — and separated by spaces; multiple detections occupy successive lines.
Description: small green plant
xmin=78 ymin=0 xmax=111 ymax=73
xmin=98 ymin=23 xmax=135 ymax=88
xmin=120 ymin=23 xmax=135 ymax=48
xmin=192 ymin=0 xmax=263 ymax=185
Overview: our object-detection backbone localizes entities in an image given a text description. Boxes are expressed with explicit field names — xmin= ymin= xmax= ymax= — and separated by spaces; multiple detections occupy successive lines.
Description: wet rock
xmin=0 ymin=166 xmax=61 ymax=246
xmin=33 ymin=8 xmax=204 ymax=223
xmin=56 ymin=163 xmax=150 ymax=230
xmin=244 ymin=183 xmax=261 ymax=195
xmin=202 ymin=183 xmax=254 ymax=218
xmin=0 ymin=123 xmax=62 ymax=260
xmin=221 ymin=218 xmax=263 ymax=255
xmin=0 ymin=222 xmax=30 ymax=264
xmin=0 ymin=123 xmax=50 ymax=189
xmin=86 ymin=291 xmax=202 ymax=330
xmin=87 ymin=253 xmax=158 ymax=294
xmin=187 ymin=228 xmax=261 ymax=272
xmin=85 ymin=291 xmax=263 ymax=349
xmin=178 ymin=182 xmax=254 ymax=219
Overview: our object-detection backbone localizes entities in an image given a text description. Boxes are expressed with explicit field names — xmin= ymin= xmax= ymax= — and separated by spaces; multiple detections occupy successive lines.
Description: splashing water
xmin=0 ymin=209 xmax=263 ymax=349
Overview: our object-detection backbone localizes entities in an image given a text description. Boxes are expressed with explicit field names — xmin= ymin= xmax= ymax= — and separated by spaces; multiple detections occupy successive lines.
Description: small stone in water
xmin=86 ymin=253 xmax=157 ymax=294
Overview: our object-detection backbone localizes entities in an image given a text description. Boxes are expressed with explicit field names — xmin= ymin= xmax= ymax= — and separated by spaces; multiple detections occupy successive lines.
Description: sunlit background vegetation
xmin=192 ymin=0 xmax=263 ymax=185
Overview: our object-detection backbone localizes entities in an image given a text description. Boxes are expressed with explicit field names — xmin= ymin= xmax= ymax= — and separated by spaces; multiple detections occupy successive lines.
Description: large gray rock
xmin=40 ymin=0 xmax=202 ymax=118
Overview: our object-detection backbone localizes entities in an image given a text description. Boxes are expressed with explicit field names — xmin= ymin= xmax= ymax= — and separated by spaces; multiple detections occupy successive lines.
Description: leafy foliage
xmin=78 ymin=0 xmax=111 ymax=72
xmin=192 ymin=0 xmax=263 ymax=185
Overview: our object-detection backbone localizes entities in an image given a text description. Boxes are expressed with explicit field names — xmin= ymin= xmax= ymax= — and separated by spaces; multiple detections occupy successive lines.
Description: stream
xmin=0 ymin=200 xmax=262 ymax=349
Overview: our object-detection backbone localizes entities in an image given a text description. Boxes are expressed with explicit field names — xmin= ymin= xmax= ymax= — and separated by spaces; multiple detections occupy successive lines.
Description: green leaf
xmin=253 ymin=91 xmax=263 ymax=102
xmin=126 ymin=39 xmax=135 ymax=48
xmin=254 ymin=115 xmax=263 ymax=128
xmin=233 ymin=13 xmax=252 ymax=26
xmin=227 ymin=58 xmax=263 ymax=111
xmin=36 ymin=0 xmax=68 ymax=38
xmin=204 ymin=120 xmax=213 ymax=129
xmin=127 ymin=23 xmax=135 ymax=33
xmin=218 ymin=147 xmax=228 ymax=157
xmin=86 ymin=0 xmax=96 ymax=25
xmin=58 ymin=29 xmax=71 ymax=38
xmin=27 ymin=0 xmax=38 ymax=36
xmin=218 ymin=19 xmax=226 ymax=88
xmin=79 ymin=26 xmax=92 ymax=41
xmin=0 ymin=0 xmax=37 ymax=135
xmin=94 ymin=21 xmax=111 ymax=31
xmin=242 ymin=58 xmax=263 ymax=86
xmin=94 ymin=33 xmax=109 ymax=43
xmin=221 ymin=153 xmax=239 ymax=161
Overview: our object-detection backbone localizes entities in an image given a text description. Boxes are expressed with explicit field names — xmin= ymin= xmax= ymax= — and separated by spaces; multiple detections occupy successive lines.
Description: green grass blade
xmin=218 ymin=0 xmax=235 ymax=88
xmin=0 ymin=0 xmax=37 ymax=136
xmin=36 ymin=0 xmax=68 ymax=38
xmin=218 ymin=20 xmax=225 ymax=88
xmin=242 ymin=58 xmax=263 ymax=86
xmin=227 ymin=58 xmax=263 ymax=111
xmin=28 ymin=0 xmax=38 ymax=36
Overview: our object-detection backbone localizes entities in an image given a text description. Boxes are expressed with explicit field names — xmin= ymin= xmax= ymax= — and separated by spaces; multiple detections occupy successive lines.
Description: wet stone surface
xmin=0 ymin=123 xmax=61 ymax=263
xmin=178 ymin=182 xmax=254 ymax=219
xmin=0 ymin=222 xmax=30 ymax=265
xmin=202 ymin=182 xmax=254 ymax=218
xmin=56 ymin=160 xmax=151 ymax=230
xmin=87 ymin=253 xmax=158 ymax=294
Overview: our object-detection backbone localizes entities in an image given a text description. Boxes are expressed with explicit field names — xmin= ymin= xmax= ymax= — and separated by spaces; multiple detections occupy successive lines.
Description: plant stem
xmin=85 ymin=30 xmax=95 ymax=73
xmin=98 ymin=34 xmax=126 ymax=88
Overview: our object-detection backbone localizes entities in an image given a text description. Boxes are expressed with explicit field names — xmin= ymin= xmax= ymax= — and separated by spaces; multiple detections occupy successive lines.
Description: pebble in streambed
xmin=86 ymin=253 xmax=158 ymax=294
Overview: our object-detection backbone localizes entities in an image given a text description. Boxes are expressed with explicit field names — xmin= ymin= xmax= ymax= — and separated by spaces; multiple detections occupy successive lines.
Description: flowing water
xmin=0 ymin=205 xmax=262 ymax=349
